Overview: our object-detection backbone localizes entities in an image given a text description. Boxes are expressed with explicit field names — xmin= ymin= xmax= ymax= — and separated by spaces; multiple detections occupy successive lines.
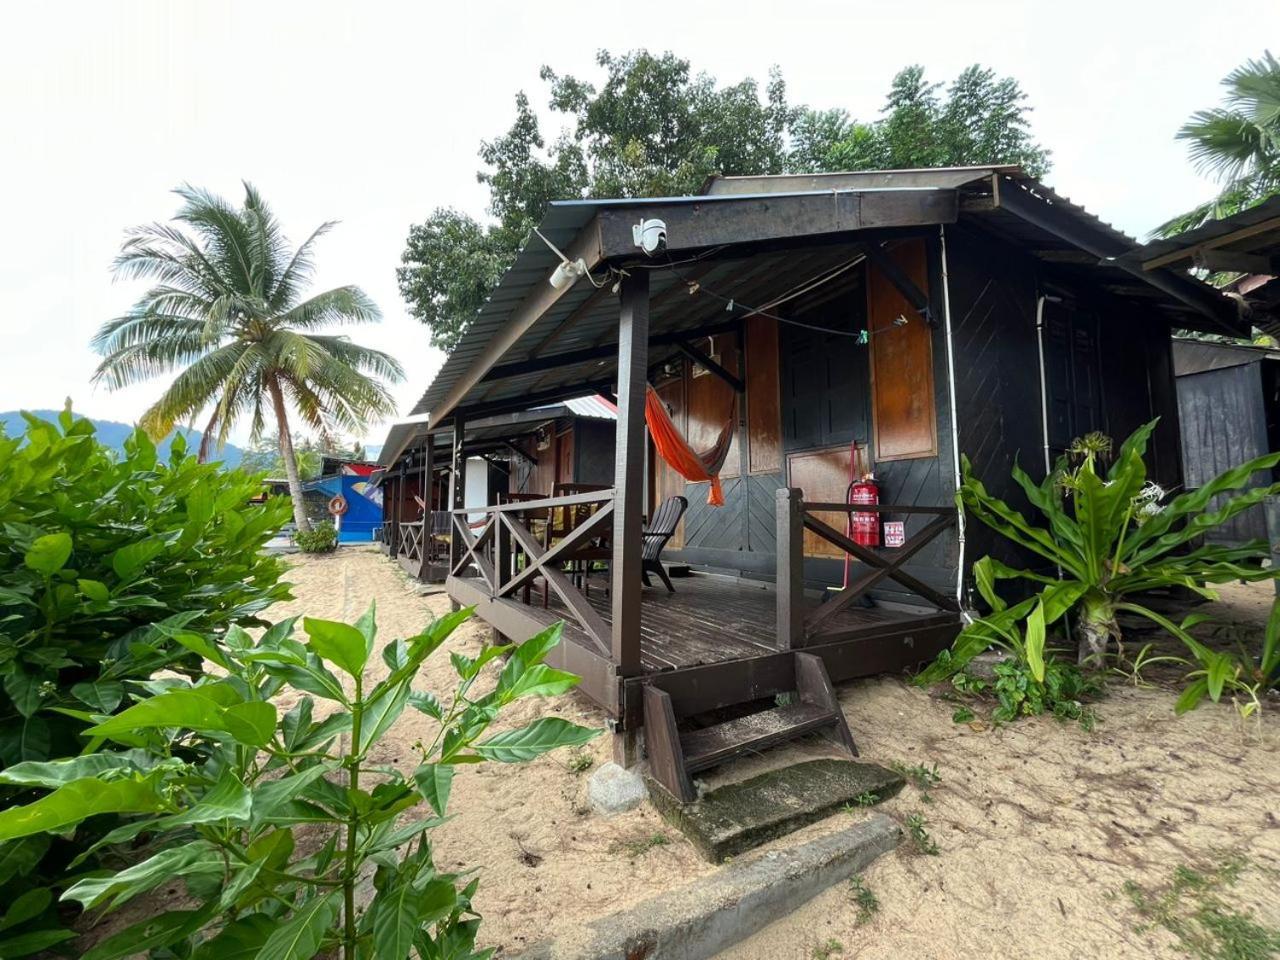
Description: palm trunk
xmin=268 ymin=376 xmax=311 ymax=533
xmin=197 ymin=406 xmax=218 ymax=464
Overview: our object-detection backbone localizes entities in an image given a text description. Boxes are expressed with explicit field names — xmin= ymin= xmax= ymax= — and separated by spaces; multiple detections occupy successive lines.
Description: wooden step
xmin=643 ymin=651 xmax=859 ymax=802
xmin=682 ymin=702 xmax=837 ymax=773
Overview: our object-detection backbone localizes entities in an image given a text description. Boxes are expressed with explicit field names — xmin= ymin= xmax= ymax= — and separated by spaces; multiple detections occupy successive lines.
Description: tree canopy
xmin=398 ymin=52 xmax=1050 ymax=351
xmin=1156 ymin=51 xmax=1280 ymax=237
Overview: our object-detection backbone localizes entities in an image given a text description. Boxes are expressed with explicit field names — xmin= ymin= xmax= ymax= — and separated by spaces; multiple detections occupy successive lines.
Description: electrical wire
xmin=663 ymin=253 xmax=902 ymax=340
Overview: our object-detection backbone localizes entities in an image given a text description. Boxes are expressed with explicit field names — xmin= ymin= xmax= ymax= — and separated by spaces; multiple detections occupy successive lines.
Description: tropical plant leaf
xmin=0 ymin=776 xmax=164 ymax=842
xmin=413 ymin=763 xmax=454 ymax=818
xmin=303 ymin=617 xmax=369 ymax=677
xmin=254 ymin=891 xmax=338 ymax=960
xmin=0 ymin=750 xmax=158 ymax=789
xmin=1025 ymin=600 xmax=1047 ymax=684
xmin=82 ymin=906 xmax=216 ymax=960
xmin=63 ymin=841 xmax=223 ymax=910
xmin=0 ymin=926 xmax=77 ymax=958
xmin=23 ymin=533 xmax=72 ymax=575
xmin=473 ymin=717 xmax=599 ymax=762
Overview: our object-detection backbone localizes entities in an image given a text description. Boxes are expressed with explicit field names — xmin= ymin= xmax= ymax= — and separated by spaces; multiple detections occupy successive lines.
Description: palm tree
xmin=93 ymin=183 xmax=403 ymax=531
xmin=1156 ymin=52 xmax=1280 ymax=237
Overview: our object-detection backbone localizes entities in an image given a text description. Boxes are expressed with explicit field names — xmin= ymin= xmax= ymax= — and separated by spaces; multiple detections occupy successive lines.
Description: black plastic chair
xmin=642 ymin=495 xmax=688 ymax=592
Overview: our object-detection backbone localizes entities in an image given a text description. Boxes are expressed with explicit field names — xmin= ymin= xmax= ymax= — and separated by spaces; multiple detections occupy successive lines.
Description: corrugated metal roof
xmin=557 ymin=394 xmax=618 ymax=419
xmin=1173 ymin=338 xmax=1280 ymax=377
xmin=404 ymin=167 xmax=1238 ymax=428
xmin=1124 ymin=195 xmax=1280 ymax=267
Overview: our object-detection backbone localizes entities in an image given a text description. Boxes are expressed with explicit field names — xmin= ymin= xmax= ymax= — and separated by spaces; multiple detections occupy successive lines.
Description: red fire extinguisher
xmin=849 ymin=474 xmax=881 ymax=548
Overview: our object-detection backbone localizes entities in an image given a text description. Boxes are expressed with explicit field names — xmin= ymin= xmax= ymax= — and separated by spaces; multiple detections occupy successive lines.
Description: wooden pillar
xmin=776 ymin=487 xmax=805 ymax=650
xmin=447 ymin=414 xmax=466 ymax=579
xmin=610 ymin=271 xmax=649 ymax=676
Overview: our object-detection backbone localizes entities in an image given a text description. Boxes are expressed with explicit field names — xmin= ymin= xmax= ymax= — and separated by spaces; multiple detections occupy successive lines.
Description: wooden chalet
xmin=398 ymin=166 xmax=1242 ymax=797
xmin=375 ymin=397 xmax=616 ymax=581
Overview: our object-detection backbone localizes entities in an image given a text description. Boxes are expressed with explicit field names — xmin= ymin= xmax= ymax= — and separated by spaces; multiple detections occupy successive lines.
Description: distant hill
xmin=0 ymin=409 xmax=245 ymax=467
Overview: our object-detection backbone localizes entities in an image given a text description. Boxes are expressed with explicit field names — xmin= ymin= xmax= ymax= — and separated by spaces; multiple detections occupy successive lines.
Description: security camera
xmin=633 ymin=218 xmax=667 ymax=257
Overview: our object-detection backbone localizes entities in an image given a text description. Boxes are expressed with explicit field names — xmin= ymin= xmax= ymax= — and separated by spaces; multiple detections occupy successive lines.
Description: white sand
xmin=278 ymin=552 xmax=1280 ymax=959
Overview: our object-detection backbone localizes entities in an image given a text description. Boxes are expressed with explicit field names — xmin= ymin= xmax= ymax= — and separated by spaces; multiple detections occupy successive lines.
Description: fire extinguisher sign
xmin=884 ymin=521 xmax=906 ymax=548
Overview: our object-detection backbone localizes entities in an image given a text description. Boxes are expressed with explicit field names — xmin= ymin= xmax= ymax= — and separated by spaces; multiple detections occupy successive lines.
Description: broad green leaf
xmin=0 ymin=888 xmax=52 ymax=932
xmin=191 ymin=914 xmax=275 ymax=960
xmin=160 ymin=771 xmax=252 ymax=828
xmin=87 ymin=686 xmax=274 ymax=747
xmin=0 ymin=927 xmax=76 ymax=958
xmin=303 ymin=617 xmax=369 ymax=677
xmin=0 ymin=750 xmax=157 ymax=789
xmin=255 ymin=891 xmax=338 ymax=960
xmin=502 ymin=664 xmax=580 ymax=702
xmin=250 ymin=763 xmax=339 ymax=828
xmin=417 ymin=877 xmax=460 ymax=926
xmin=3 ymin=670 xmax=43 ymax=719
xmin=110 ymin=537 xmax=166 ymax=581
xmin=0 ymin=837 xmax=49 ymax=885
xmin=360 ymin=681 xmax=411 ymax=754
xmin=1205 ymin=654 xmax=1236 ymax=703
xmin=0 ymin=776 xmax=163 ymax=842
xmin=413 ymin=763 xmax=453 ymax=817
xmin=372 ymin=882 xmax=422 ymax=960
xmin=82 ymin=906 xmax=215 ymax=960
xmin=23 ymin=533 xmax=72 ymax=575
xmin=473 ymin=717 xmax=599 ymax=763
xmin=77 ymin=578 xmax=110 ymax=603
xmin=1175 ymin=677 xmax=1210 ymax=715
xmin=355 ymin=600 xmax=378 ymax=659
xmin=71 ymin=680 xmax=124 ymax=713
xmin=63 ymin=842 xmax=223 ymax=911
xmin=1025 ymin=600 xmax=1047 ymax=684
xmin=408 ymin=690 xmax=442 ymax=720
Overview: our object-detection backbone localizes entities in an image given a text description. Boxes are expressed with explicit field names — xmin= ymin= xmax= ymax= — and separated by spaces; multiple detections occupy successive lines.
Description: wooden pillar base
xmin=611 ymin=724 xmax=644 ymax=770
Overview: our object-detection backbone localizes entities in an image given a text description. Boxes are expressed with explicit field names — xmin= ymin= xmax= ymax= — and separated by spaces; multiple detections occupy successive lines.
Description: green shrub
xmin=295 ymin=519 xmax=339 ymax=553
xmin=919 ymin=421 xmax=1280 ymax=716
xmin=0 ymin=405 xmax=291 ymax=953
xmin=0 ymin=610 xmax=597 ymax=960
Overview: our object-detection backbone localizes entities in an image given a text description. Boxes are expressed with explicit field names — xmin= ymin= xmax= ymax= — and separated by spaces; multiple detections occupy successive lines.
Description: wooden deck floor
xmin=507 ymin=571 xmax=956 ymax=675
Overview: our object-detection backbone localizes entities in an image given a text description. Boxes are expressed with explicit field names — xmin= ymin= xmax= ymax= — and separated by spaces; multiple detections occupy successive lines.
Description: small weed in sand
xmin=849 ymin=875 xmax=879 ymax=925
xmin=610 ymin=832 xmax=669 ymax=858
xmin=892 ymin=761 xmax=941 ymax=802
xmin=905 ymin=812 xmax=940 ymax=855
xmin=951 ymin=705 xmax=976 ymax=723
xmin=566 ymin=748 xmax=594 ymax=774
xmin=842 ymin=790 xmax=881 ymax=813
xmin=812 ymin=938 xmax=844 ymax=959
xmin=1123 ymin=856 xmax=1280 ymax=960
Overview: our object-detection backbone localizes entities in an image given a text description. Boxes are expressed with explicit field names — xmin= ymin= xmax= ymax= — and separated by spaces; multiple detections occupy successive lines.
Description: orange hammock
xmin=645 ymin=385 xmax=735 ymax=506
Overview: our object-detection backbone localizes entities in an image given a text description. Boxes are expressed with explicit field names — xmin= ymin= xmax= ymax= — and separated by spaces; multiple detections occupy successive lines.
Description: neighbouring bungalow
xmin=394 ymin=166 xmax=1243 ymax=800
xmin=374 ymin=397 xmax=617 ymax=580
xmin=1122 ymin=197 xmax=1280 ymax=547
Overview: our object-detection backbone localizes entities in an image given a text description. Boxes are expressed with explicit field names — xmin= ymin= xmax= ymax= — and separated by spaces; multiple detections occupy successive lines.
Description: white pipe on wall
xmin=938 ymin=225 xmax=967 ymax=612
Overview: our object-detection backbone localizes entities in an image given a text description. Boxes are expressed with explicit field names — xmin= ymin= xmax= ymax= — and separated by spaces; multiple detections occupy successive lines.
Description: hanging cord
xmin=663 ymin=253 xmax=906 ymax=340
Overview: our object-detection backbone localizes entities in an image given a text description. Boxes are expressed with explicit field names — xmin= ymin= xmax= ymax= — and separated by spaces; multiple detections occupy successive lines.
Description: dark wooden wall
xmin=664 ymin=235 xmax=959 ymax=603
xmin=1177 ymin=362 xmax=1269 ymax=543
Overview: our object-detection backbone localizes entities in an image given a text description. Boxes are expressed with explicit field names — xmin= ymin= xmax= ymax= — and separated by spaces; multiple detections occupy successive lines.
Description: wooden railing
xmin=398 ymin=521 xmax=425 ymax=563
xmin=450 ymin=490 xmax=615 ymax=657
xmin=776 ymin=487 xmax=958 ymax=648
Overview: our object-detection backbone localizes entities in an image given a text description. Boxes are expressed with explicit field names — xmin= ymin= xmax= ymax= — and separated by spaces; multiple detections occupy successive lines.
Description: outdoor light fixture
xmin=549 ymin=257 xmax=588 ymax=291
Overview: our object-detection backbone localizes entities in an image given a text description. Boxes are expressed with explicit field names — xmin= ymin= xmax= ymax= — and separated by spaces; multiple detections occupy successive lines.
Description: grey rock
xmin=588 ymin=761 xmax=648 ymax=817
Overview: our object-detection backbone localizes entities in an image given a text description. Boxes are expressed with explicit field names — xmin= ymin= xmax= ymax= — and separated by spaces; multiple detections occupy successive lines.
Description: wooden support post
xmin=446 ymin=416 xmax=465 ymax=607
xmin=386 ymin=468 xmax=401 ymax=557
xmin=420 ymin=432 xmax=435 ymax=580
xmin=611 ymin=270 xmax=649 ymax=676
xmin=776 ymin=487 xmax=805 ymax=650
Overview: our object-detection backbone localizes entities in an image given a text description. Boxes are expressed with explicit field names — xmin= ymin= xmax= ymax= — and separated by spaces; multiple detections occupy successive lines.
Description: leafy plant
xmin=904 ymin=813 xmax=939 ymax=856
xmin=295 ymin=520 xmax=339 ymax=554
xmin=848 ymin=875 xmax=879 ymax=926
xmin=1123 ymin=855 xmax=1280 ymax=959
xmin=0 ymin=608 xmax=597 ymax=960
xmin=921 ymin=420 xmax=1280 ymax=683
xmin=812 ymin=937 xmax=844 ymax=959
xmin=1176 ymin=595 xmax=1280 ymax=721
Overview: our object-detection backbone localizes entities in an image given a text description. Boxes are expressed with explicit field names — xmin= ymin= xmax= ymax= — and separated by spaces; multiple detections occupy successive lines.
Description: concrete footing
xmin=516 ymin=814 xmax=901 ymax=960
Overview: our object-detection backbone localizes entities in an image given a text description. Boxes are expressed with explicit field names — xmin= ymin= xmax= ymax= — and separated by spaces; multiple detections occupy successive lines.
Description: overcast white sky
xmin=1 ymin=1 xmax=1274 ymax=447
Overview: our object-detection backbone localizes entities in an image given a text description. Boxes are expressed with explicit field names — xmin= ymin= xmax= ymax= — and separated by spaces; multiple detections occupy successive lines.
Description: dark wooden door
xmin=1043 ymin=302 xmax=1103 ymax=459
xmin=555 ymin=428 xmax=574 ymax=485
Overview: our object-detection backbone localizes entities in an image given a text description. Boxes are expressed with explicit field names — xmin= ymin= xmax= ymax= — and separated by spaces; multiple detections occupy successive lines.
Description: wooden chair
xmin=642 ymin=495 xmax=688 ymax=592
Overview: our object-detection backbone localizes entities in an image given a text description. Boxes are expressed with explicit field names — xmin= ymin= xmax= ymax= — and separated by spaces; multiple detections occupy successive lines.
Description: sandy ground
xmin=278 ymin=551 xmax=1280 ymax=959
